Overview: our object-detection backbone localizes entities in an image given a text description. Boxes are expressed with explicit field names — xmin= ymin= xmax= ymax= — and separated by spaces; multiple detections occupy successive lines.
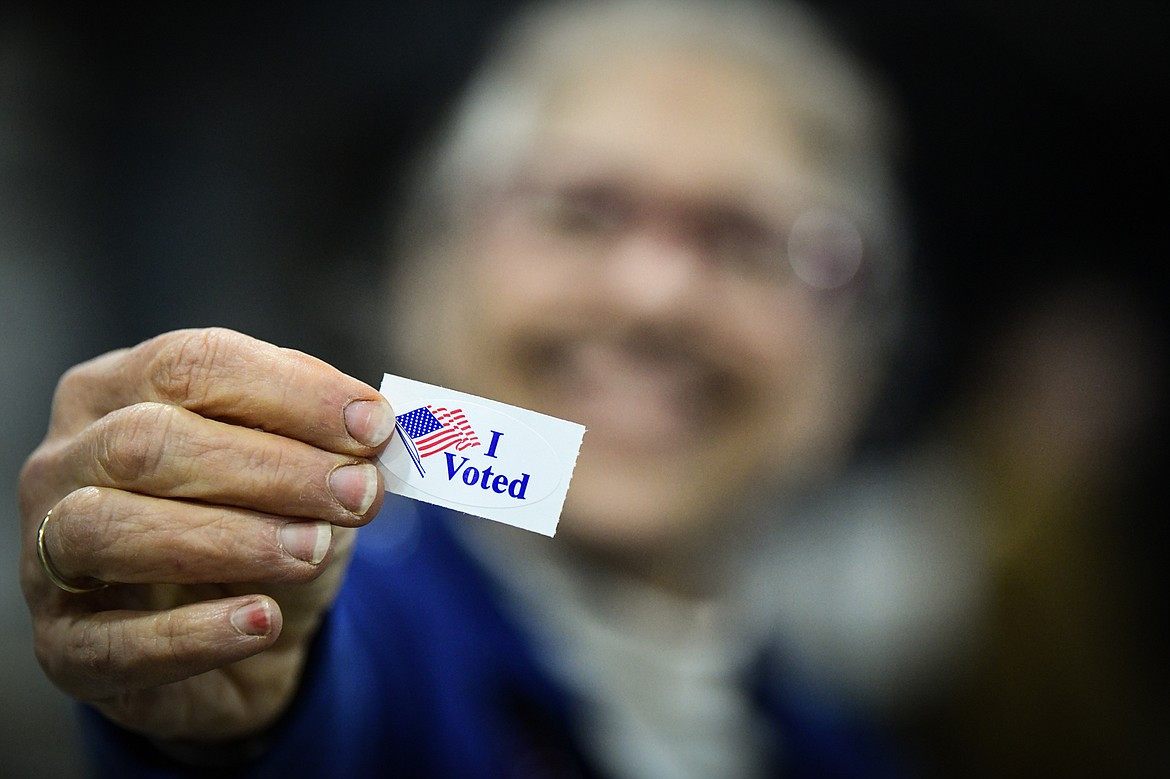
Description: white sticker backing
xmin=376 ymin=374 xmax=586 ymax=536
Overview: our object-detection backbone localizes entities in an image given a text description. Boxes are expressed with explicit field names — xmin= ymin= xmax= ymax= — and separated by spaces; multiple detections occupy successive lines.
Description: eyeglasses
xmin=497 ymin=177 xmax=863 ymax=291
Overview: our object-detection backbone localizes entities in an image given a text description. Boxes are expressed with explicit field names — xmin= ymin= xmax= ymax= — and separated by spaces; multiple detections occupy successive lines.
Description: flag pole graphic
xmin=396 ymin=421 xmax=426 ymax=477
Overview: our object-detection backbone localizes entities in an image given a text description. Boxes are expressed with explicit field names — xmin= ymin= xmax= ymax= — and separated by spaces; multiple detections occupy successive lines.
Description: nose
xmin=602 ymin=226 xmax=708 ymax=322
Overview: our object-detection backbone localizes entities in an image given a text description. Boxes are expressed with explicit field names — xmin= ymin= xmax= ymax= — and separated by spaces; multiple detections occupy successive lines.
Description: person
xmin=893 ymin=268 xmax=1169 ymax=777
xmin=17 ymin=0 xmax=908 ymax=776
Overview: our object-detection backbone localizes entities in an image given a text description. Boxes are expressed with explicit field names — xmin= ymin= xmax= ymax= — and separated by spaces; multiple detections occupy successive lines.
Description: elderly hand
xmin=17 ymin=328 xmax=393 ymax=744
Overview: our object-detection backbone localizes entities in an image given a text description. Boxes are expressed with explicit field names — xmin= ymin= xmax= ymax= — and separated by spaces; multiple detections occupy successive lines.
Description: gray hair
xmin=389 ymin=0 xmax=908 ymax=379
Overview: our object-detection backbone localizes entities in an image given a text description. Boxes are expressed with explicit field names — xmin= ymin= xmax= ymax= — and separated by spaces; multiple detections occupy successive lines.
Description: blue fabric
xmin=81 ymin=498 xmax=903 ymax=777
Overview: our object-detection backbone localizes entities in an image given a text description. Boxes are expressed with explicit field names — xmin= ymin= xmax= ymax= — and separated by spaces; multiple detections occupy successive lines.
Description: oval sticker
xmin=385 ymin=399 xmax=561 ymax=509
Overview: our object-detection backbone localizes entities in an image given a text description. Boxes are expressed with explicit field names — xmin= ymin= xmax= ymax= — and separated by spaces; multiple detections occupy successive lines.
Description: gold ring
xmin=36 ymin=509 xmax=108 ymax=594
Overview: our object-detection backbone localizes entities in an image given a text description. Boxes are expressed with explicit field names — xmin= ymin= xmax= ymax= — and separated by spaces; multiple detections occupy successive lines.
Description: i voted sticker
xmin=377 ymin=374 xmax=586 ymax=536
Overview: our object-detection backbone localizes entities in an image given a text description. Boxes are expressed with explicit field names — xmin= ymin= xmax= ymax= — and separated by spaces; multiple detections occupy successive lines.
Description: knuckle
xmin=72 ymin=618 xmax=117 ymax=681
xmin=53 ymin=486 xmax=107 ymax=561
xmin=93 ymin=403 xmax=181 ymax=485
xmin=58 ymin=484 xmax=105 ymax=519
xmin=32 ymin=624 xmax=69 ymax=687
xmin=246 ymin=447 xmax=309 ymax=506
xmin=53 ymin=361 xmax=94 ymax=408
xmin=49 ymin=350 xmax=126 ymax=429
xmin=174 ymin=514 xmax=237 ymax=573
xmin=148 ymin=328 xmax=241 ymax=406
xmin=52 ymin=486 xmax=112 ymax=570
xmin=17 ymin=448 xmax=55 ymax=516
xmin=157 ymin=609 xmax=184 ymax=648
xmin=52 ymin=346 xmax=124 ymax=405
xmin=245 ymin=438 xmax=289 ymax=473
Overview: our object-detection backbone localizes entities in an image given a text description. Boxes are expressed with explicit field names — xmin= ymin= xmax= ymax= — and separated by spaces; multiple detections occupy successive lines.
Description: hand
xmin=18 ymin=328 xmax=394 ymax=743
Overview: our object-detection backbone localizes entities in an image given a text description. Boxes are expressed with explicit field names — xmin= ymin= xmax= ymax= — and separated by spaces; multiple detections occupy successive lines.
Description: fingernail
xmin=329 ymin=463 xmax=378 ymax=516
xmin=279 ymin=521 xmax=332 ymax=565
xmin=231 ymin=599 xmax=272 ymax=637
xmin=345 ymin=399 xmax=394 ymax=448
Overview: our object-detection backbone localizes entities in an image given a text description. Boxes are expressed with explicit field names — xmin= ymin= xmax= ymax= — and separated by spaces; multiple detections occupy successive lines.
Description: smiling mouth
xmin=519 ymin=333 xmax=732 ymax=451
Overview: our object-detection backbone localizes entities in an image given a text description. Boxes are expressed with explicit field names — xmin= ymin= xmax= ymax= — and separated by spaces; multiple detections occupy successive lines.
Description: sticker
xmin=377 ymin=374 xmax=586 ymax=536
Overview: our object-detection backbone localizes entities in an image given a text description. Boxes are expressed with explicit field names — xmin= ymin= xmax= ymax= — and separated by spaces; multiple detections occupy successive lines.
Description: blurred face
xmin=428 ymin=49 xmax=863 ymax=558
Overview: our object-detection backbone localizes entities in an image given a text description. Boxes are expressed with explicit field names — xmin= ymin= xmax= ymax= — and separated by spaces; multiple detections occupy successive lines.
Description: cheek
xmin=726 ymin=299 xmax=853 ymax=468
xmin=764 ymin=330 xmax=861 ymax=479
xmin=434 ymin=229 xmax=580 ymax=396
xmin=729 ymin=292 xmax=824 ymax=396
xmin=470 ymin=229 xmax=584 ymax=334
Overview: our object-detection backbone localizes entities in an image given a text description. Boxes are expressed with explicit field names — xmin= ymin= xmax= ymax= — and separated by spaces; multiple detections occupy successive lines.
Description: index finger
xmin=52 ymin=328 xmax=394 ymax=456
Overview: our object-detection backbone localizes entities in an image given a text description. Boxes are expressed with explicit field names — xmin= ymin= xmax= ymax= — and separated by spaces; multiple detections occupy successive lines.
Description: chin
xmin=554 ymin=472 xmax=722 ymax=562
xmin=556 ymin=510 xmax=678 ymax=564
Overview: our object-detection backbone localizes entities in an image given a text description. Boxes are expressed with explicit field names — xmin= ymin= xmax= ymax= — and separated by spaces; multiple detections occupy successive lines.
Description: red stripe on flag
xmin=414 ymin=406 xmax=481 ymax=457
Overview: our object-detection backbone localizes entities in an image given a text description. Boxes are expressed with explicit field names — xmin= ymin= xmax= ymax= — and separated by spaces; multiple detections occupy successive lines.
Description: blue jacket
xmin=82 ymin=498 xmax=901 ymax=777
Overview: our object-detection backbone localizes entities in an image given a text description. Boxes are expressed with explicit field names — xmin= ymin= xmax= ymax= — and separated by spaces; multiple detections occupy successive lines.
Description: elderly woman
xmin=18 ymin=0 xmax=906 ymax=776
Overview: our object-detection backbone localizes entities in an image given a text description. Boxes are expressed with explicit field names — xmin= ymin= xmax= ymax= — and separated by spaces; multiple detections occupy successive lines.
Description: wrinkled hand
xmin=18 ymin=328 xmax=394 ymax=743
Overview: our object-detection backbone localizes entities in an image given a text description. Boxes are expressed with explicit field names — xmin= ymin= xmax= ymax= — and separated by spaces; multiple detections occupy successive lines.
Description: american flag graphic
xmin=396 ymin=405 xmax=481 ymax=459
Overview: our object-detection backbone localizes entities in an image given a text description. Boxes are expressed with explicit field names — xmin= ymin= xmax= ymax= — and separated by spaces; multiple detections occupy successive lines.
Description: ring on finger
xmin=36 ymin=509 xmax=109 ymax=594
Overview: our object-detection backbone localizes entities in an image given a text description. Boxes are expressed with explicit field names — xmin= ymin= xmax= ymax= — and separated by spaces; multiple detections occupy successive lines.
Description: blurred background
xmin=2 ymin=1 xmax=1165 ymax=776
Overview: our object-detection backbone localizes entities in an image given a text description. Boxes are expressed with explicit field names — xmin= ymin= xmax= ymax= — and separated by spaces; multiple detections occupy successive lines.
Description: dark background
xmin=2 ymin=1 xmax=1166 ymax=775
xmin=6 ymin=0 xmax=1167 ymax=388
